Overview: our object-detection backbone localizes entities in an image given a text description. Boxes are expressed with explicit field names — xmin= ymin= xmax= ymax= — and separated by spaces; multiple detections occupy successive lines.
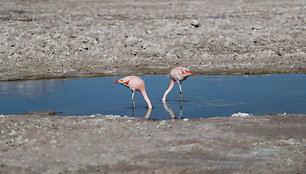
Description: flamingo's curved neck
xmin=162 ymin=78 xmax=175 ymax=101
xmin=140 ymin=89 xmax=152 ymax=108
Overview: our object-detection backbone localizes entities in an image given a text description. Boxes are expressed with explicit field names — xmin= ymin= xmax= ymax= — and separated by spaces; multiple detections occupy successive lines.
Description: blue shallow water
xmin=0 ymin=74 xmax=305 ymax=119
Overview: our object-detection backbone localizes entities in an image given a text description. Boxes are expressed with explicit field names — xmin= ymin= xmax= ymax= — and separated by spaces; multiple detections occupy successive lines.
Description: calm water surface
xmin=0 ymin=74 xmax=305 ymax=119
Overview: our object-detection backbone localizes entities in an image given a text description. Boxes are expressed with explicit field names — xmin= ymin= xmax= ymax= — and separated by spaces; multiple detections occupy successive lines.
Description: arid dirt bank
xmin=0 ymin=0 xmax=305 ymax=81
xmin=0 ymin=113 xmax=305 ymax=173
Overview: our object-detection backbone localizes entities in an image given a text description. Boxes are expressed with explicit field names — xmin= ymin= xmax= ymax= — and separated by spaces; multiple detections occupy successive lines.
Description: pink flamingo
xmin=113 ymin=76 xmax=152 ymax=108
xmin=162 ymin=67 xmax=195 ymax=101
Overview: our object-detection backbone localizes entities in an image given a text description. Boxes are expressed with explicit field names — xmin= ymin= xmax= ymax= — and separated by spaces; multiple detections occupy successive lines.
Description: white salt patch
xmin=231 ymin=112 xmax=251 ymax=117
xmin=80 ymin=120 xmax=87 ymax=124
xmin=169 ymin=147 xmax=177 ymax=151
xmin=281 ymin=138 xmax=300 ymax=145
xmin=105 ymin=115 xmax=121 ymax=119
xmin=9 ymin=130 xmax=16 ymax=136
xmin=159 ymin=120 xmax=166 ymax=125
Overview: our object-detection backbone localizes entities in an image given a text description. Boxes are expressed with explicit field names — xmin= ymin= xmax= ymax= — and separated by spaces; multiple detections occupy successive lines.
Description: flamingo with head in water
xmin=162 ymin=67 xmax=195 ymax=101
xmin=113 ymin=76 xmax=152 ymax=108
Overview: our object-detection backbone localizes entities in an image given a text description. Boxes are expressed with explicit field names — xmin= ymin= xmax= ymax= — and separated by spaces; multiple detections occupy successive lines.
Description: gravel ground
xmin=0 ymin=113 xmax=305 ymax=173
xmin=0 ymin=0 xmax=305 ymax=81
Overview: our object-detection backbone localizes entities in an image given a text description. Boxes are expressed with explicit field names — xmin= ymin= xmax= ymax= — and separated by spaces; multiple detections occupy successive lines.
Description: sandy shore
xmin=0 ymin=113 xmax=305 ymax=173
xmin=0 ymin=0 xmax=306 ymax=173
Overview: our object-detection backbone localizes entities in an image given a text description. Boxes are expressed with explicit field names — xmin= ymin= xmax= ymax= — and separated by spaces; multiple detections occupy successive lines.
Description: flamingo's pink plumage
xmin=162 ymin=67 xmax=195 ymax=101
xmin=113 ymin=76 xmax=152 ymax=108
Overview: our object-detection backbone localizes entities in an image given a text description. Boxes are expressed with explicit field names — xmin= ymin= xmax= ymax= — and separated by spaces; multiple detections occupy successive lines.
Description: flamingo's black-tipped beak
xmin=191 ymin=72 xmax=196 ymax=78
xmin=185 ymin=70 xmax=196 ymax=78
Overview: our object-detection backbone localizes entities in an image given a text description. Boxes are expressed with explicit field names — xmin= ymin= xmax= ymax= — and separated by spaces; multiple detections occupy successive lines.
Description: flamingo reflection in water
xmin=162 ymin=99 xmax=183 ymax=120
xmin=131 ymin=101 xmax=152 ymax=118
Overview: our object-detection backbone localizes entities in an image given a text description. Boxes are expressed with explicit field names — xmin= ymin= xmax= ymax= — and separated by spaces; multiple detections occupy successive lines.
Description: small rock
xmin=287 ymin=158 xmax=294 ymax=165
xmin=0 ymin=115 xmax=7 ymax=118
xmin=160 ymin=120 xmax=166 ymax=125
xmin=9 ymin=130 xmax=16 ymax=136
xmin=276 ymin=135 xmax=288 ymax=140
xmin=191 ymin=20 xmax=200 ymax=28
xmin=50 ymin=139 xmax=57 ymax=145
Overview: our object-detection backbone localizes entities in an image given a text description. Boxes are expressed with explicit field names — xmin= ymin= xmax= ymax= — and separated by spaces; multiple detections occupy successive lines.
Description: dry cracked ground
xmin=0 ymin=0 xmax=305 ymax=173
